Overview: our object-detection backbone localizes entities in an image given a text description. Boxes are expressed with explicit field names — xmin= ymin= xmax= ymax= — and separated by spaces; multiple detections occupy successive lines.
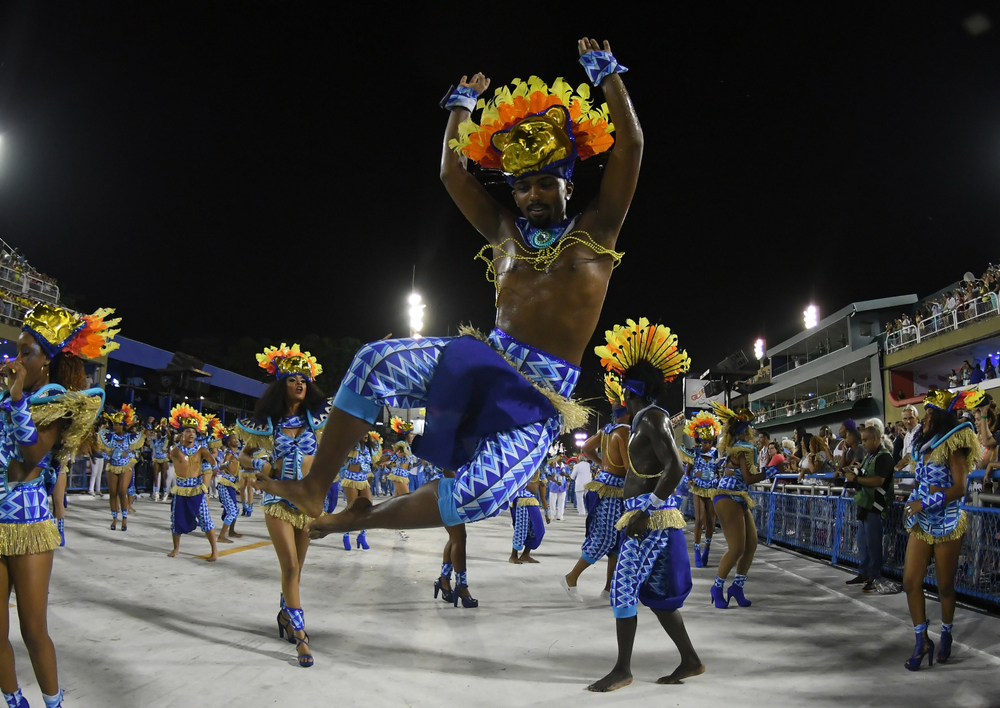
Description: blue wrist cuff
xmin=443 ymin=85 xmax=479 ymax=112
xmin=579 ymin=50 xmax=628 ymax=87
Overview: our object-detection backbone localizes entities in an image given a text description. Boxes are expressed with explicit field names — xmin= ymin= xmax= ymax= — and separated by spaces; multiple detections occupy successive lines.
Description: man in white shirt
xmin=570 ymin=456 xmax=593 ymax=516
xmin=894 ymin=404 xmax=921 ymax=494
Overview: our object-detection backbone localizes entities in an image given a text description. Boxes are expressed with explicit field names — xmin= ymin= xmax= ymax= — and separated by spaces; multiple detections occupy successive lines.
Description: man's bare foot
xmin=218 ymin=535 xmax=234 ymax=544
xmin=587 ymin=668 xmax=633 ymax=692
xmin=509 ymin=553 xmax=523 ymax=564
xmin=520 ymin=552 xmax=540 ymax=564
xmin=167 ymin=549 xmax=179 ymax=558
xmin=307 ymin=497 xmax=373 ymax=540
xmin=656 ymin=662 xmax=706 ymax=684
xmin=255 ymin=475 xmax=324 ymax=518
xmin=229 ymin=530 xmax=243 ymax=538
xmin=206 ymin=552 xmax=218 ymax=562
xmin=129 ymin=506 xmax=136 ymax=514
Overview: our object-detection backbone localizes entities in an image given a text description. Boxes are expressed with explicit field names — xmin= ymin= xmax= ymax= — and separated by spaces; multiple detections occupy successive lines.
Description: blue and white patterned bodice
xmin=0 ymin=392 xmax=54 ymax=478
xmin=152 ymin=435 xmax=168 ymax=458
xmin=272 ymin=418 xmax=318 ymax=483
xmin=99 ymin=430 xmax=142 ymax=466
xmin=906 ymin=425 xmax=968 ymax=537
xmin=691 ymin=448 xmax=720 ymax=488
xmin=487 ymin=328 xmax=580 ymax=398
xmin=717 ymin=442 xmax=755 ymax=494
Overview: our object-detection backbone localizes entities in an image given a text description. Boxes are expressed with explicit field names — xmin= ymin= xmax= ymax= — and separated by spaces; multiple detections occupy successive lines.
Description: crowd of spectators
xmin=887 ymin=263 xmax=1000 ymax=348
xmin=753 ymin=378 xmax=872 ymax=423
xmin=0 ymin=245 xmax=61 ymax=324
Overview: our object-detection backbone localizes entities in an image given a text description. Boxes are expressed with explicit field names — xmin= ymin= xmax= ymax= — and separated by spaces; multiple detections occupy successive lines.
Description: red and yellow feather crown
xmin=256 ymin=343 xmax=322 ymax=381
xmin=169 ymin=403 xmax=205 ymax=433
xmin=595 ymin=318 xmax=690 ymax=384
xmin=684 ymin=412 xmax=723 ymax=442
xmin=390 ymin=416 xmax=414 ymax=434
xmin=604 ymin=372 xmax=625 ymax=406
xmin=449 ymin=76 xmax=615 ymax=183
xmin=924 ymin=387 xmax=985 ymax=412
xmin=106 ymin=403 xmax=136 ymax=426
xmin=22 ymin=304 xmax=121 ymax=360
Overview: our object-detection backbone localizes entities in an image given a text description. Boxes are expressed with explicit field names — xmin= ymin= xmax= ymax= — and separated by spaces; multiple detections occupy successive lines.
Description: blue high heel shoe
xmin=343 ymin=533 xmax=352 ymax=551
xmin=294 ymin=633 xmax=314 ymax=668
xmin=694 ymin=547 xmax=703 ymax=568
xmin=454 ymin=587 xmax=479 ymax=608
xmin=936 ymin=630 xmax=952 ymax=664
xmin=434 ymin=578 xmax=454 ymax=603
xmin=357 ymin=531 xmax=370 ymax=550
xmin=727 ymin=584 xmax=752 ymax=608
xmin=711 ymin=584 xmax=730 ymax=609
xmin=702 ymin=545 xmax=711 ymax=567
xmin=905 ymin=630 xmax=934 ymax=671
xmin=276 ymin=611 xmax=296 ymax=645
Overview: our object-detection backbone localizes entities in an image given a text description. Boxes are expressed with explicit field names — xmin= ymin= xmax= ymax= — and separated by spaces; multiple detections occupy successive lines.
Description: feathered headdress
xmin=368 ymin=431 xmax=383 ymax=448
xmin=449 ymin=76 xmax=615 ymax=185
xmin=711 ymin=401 xmax=754 ymax=435
xmin=206 ymin=415 xmax=225 ymax=448
xmin=684 ymin=412 xmax=723 ymax=442
xmin=169 ymin=403 xmax=205 ymax=433
xmin=106 ymin=403 xmax=137 ymax=427
xmin=256 ymin=343 xmax=322 ymax=381
xmin=390 ymin=416 xmax=414 ymax=434
xmin=22 ymin=304 xmax=121 ymax=360
xmin=924 ymin=387 xmax=985 ymax=413
xmin=595 ymin=318 xmax=690 ymax=399
xmin=604 ymin=372 xmax=624 ymax=406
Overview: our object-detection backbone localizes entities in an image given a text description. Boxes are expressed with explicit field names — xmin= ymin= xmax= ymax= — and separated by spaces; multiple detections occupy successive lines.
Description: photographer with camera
xmin=843 ymin=426 xmax=900 ymax=594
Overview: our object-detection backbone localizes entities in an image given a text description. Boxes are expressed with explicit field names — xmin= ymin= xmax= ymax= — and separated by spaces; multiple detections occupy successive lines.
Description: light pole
xmin=408 ymin=292 xmax=425 ymax=339
xmin=803 ymin=305 xmax=818 ymax=329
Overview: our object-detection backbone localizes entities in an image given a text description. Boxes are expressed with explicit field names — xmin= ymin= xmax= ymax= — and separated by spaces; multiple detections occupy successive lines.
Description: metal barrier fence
xmin=680 ymin=490 xmax=1000 ymax=607
xmin=66 ymin=458 xmax=155 ymax=494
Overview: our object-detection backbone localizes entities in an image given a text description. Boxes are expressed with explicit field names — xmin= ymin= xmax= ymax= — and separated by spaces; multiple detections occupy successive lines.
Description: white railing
xmin=885 ymin=293 xmax=999 ymax=355
xmin=753 ymin=380 xmax=872 ymax=423
xmin=0 ymin=267 xmax=59 ymax=305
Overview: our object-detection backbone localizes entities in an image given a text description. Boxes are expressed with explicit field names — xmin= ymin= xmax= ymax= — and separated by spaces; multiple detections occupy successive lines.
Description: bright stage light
xmin=804 ymin=305 xmax=818 ymax=329
xmin=754 ymin=338 xmax=765 ymax=360
xmin=408 ymin=292 xmax=425 ymax=333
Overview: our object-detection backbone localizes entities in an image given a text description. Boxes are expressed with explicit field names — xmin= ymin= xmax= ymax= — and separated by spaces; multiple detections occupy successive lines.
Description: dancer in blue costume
xmin=166 ymin=405 xmax=219 ymax=562
xmin=564 ymin=373 xmax=630 ymax=601
xmin=0 ymin=303 xmax=115 ymax=708
xmin=433 ymin=462 xmax=479 ymax=609
xmin=678 ymin=412 xmax=723 ymax=568
xmin=336 ymin=437 xmax=374 ymax=550
xmin=901 ymin=388 xmax=982 ymax=670
xmin=216 ymin=428 xmax=243 ymax=544
xmin=588 ymin=318 xmax=703 ymax=692
xmin=709 ymin=402 xmax=767 ymax=609
xmin=509 ymin=465 xmax=546 ymax=564
xmin=238 ymin=344 xmax=333 ymax=669
xmin=262 ymin=38 xmax=642 ymax=538
xmin=149 ymin=418 xmax=170 ymax=501
xmin=96 ymin=403 xmax=143 ymax=531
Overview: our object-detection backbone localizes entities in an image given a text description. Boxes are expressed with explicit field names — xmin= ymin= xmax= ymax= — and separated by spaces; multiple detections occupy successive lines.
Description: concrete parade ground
xmin=15 ymin=495 xmax=1000 ymax=708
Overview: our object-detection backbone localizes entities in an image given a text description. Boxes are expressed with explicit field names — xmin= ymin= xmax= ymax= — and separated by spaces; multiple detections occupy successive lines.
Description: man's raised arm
xmin=440 ymin=73 xmax=511 ymax=245
xmin=579 ymin=38 xmax=643 ymax=246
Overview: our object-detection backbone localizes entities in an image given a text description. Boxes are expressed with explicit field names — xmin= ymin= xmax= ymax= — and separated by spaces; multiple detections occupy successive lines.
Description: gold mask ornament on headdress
xmin=490 ymin=106 xmax=573 ymax=179
xmin=22 ymin=305 xmax=84 ymax=352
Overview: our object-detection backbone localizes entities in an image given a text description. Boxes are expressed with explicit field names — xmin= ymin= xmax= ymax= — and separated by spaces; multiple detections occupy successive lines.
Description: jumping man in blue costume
xmin=588 ymin=318 xmax=703 ymax=692
xmin=259 ymin=38 xmax=643 ymax=536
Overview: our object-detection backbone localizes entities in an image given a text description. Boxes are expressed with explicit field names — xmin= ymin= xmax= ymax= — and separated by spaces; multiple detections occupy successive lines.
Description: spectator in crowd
xmin=832 ymin=420 xmax=857 ymax=465
xmin=969 ymin=362 xmax=985 ymax=385
xmin=891 ymin=421 xmax=906 ymax=464
xmin=799 ymin=435 xmax=834 ymax=482
xmin=834 ymin=426 xmax=865 ymax=479
xmin=865 ymin=417 xmax=893 ymax=451
xmin=765 ymin=442 xmax=786 ymax=474
xmin=985 ymin=357 xmax=997 ymax=380
xmin=894 ymin=404 xmax=922 ymax=494
xmin=570 ymin=455 xmax=592 ymax=517
xmin=843 ymin=426 xmax=898 ymax=594
xmin=756 ymin=430 xmax=771 ymax=473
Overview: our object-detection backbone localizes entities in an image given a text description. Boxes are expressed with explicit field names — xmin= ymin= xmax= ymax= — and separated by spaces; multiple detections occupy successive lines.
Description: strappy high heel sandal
xmin=905 ymin=629 xmax=935 ymax=671
xmin=294 ymin=632 xmax=314 ymax=668
xmin=433 ymin=578 xmax=454 ymax=603
xmin=276 ymin=611 xmax=295 ymax=644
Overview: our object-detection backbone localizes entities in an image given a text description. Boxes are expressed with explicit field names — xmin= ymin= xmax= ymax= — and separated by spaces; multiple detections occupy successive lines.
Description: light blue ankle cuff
xmin=333 ymin=386 xmax=380 ymax=425
xmin=436 ymin=477 xmax=462 ymax=527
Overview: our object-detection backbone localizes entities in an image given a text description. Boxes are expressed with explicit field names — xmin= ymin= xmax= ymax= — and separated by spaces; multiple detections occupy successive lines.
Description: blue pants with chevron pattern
xmin=333 ymin=330 xmax=577 ymax=525
xmin=582 ymin=495 xmax=624 ymax=564
xmin=611 ymin=528 xmax=692 ymax=618
xmin=218 ymin=485 xmax=238 ymax=526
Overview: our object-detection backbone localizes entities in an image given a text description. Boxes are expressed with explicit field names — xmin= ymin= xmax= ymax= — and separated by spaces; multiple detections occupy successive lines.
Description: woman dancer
xmin=96 ymin=403 xmax=144 ymax=531
xmin=216 ymin=427 xmax=243 ymax=544
xmin=239 ymin=344 xmax=331 ymax=668
xmin=678 ymin=412 xmax=722 ymax=568
xmin=431 ymin=463 xmax=479 ymax=608
xmin=388 ymin=418 xmax=414 ymax=497
xmin=902 ymin=389 xmax=981 ymax=670
xmin=710 ymin=402 xmax=766 ymax=608
xmin=1 ymin=303 xmax=115 ymax=708
xmin=337 ymin=436 xmax=374 ymax=550
xmin=150 ymin=418 xmax=170 ymax=501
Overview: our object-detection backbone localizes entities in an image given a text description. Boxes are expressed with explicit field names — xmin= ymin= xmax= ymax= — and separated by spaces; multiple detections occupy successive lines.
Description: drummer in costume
xmin=96 ymin=403 xmax=144 ymax=531
xmin=166 ymin=405 xmax=219 ymax=562
xmin=215 ymin=424 xmax=243 ymax=544
xmin=1 ymin=303 xmax=114 ymax=708
xmin=710 ymin=402 xmax=767 ymax=609
xmin=563 ymin=373 xmax=630 ymax=601
xmin=588 ymin=317 xmax=703 ymax=692
xmin=678 ymin=412 xmax=722 ymax=568
xmin=901 ymin=388 xmax=982 ymax=670
xmin=237 ymin=344 xmax=333 ymax=668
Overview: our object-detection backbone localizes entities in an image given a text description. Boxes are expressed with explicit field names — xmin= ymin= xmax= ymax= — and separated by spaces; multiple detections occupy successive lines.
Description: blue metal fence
xmin=680 ymin=490 xmax=1000 ymax=606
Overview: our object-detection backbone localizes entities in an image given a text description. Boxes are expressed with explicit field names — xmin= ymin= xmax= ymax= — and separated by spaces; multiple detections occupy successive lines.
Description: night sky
xmin=1 ymin=3 xmax=998 ymax=406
